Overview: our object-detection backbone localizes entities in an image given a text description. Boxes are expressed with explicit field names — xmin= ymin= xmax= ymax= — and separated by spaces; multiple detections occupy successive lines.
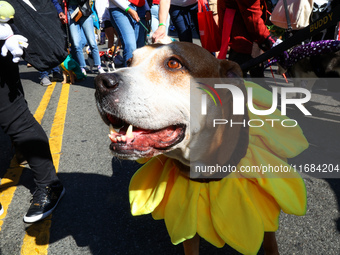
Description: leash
xmin=63 ymin=0 xmax=71 ymax=50
xmin=241 ymin=4 xmax=340 ymax=72
xmin=282 ymin=0 xmax=293 ymax=37
xmin=139 ymin=20 xmax=149 ymax=33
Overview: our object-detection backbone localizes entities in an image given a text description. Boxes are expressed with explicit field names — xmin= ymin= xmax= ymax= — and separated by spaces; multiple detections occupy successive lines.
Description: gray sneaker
xmin=40 ymin=76 xmax=52 ymax=86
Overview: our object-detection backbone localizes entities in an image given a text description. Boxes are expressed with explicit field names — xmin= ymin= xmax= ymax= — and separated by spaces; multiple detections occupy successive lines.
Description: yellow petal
xmin=245 ymin=81 xmax=309 ymax=158
xmin=239 ymin=144 xmax=307 ymax=216
xmin=129 ymin=155 xmax=171 ymax=215
xmin=164 ymin=173 xmax=201 ymax=245
xmin=196 ymin=183 xmax=225 ymax=247
xmin=239 ymin=178 xmax=280 ymax=231
xmin=152 ymin=165 xmax=178 ymax=220
xmin=209 ymin=178 xmax=264 ymax=254
xmin=136 ymin=157 xmax=151 ymax=164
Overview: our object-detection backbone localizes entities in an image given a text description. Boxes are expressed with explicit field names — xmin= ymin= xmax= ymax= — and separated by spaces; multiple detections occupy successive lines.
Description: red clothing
xmin=218 ymin=0 xmax=270 ymax=54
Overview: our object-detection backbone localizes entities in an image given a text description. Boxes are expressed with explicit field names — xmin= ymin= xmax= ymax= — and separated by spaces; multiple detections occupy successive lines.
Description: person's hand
xmin=272 ymin=38 xmax=283 ymax=48
xmin=145 ymin=10 xmax=151 ymax=21
xmin=59 ymin=12 xmax=67 ymax=24
xmin=259 ymin=35 xmax=278 ymax=51
xmin=127 ymin=8 xmax=140 ymax=22
xmin=152 ymin=25 xmax=166 ymax=43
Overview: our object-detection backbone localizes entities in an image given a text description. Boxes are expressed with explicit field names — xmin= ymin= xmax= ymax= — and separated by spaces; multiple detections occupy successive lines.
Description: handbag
xmin=197 ymin=0 xmax=221 ymax=52
xmin=71 ymin=7 xmax=83 ymax=22
xmin=79 ymin=0 xmax=92 ymax=17
xmin=91 ymin=3 xmax=100 ymax=30
xmin=7 ymin=0 xmax=68 ymax=71
xmin=270 ymin=0 xmax=314 ymax=30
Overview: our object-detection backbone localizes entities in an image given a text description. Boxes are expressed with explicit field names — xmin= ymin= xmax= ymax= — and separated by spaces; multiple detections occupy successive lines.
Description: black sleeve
xmin=77 ymin=0 xmax=88 ymax=5
xmin=8 ymin=20 xmax=20 ymax=35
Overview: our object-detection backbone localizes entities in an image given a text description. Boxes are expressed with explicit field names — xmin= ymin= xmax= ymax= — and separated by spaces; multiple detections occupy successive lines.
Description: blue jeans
xmin=150 ymin=4 xmax=169 ymax=33
xmin=68 ymin=5 xmax=101 ymax=68
xmin=39 ymin=66 xmax=60 ymax=79
xmin=169 ymin=3 xmax=199 ymax=42
xmin=109 ymin=5 xmax=147 ymax=67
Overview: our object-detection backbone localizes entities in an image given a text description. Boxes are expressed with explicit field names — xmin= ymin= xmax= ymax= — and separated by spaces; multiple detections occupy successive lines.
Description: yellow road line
xmin=34 ymin=83 xmax=57 ymax=124
xmin=0 ymin=160 xmax=24 ymax=231
xmin=21 ymin=83 xmax=71 ymax=255
xmin=0 ymin=82 xmax=57 ymax=231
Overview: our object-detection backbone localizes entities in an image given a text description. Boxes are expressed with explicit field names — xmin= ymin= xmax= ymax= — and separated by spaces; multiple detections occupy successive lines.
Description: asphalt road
xmin=0 ymin=45 xmax=339 ymax=255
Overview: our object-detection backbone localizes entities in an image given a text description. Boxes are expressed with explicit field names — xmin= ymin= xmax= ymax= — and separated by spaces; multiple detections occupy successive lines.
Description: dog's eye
xmin=167 ymin=58 xmax=182 ymax=69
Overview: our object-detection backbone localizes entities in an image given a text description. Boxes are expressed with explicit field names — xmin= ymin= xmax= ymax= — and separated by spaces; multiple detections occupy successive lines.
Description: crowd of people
xmin=0 ymin=0 xmax=338 ymax=225
xmin=28 ymin=0 xmax=340 ymax=84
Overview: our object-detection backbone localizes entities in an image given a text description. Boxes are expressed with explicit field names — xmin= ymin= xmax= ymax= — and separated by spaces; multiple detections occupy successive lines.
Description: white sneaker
xmin=98 ymin=66 xmax=105 ymax=74
xmin=81 ymin=68 xmax=87 ymax=77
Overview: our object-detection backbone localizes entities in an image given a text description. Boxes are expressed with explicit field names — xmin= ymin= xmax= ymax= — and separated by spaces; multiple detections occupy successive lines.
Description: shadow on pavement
xmin=23 ymin=159 xmax=248 ymax=255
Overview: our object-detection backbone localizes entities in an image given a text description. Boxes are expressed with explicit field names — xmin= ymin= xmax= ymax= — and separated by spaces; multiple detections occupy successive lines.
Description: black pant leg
xmin=0 ymin=53 xmax=59 ymax=187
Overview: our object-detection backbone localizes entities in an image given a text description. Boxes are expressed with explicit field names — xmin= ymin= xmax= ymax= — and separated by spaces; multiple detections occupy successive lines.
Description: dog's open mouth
xmin=106 ymin=114 xmax=186 ymax=157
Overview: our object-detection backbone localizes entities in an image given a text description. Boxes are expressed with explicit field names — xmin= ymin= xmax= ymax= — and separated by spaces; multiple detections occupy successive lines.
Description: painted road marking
xmin=0 ymin=83 xmax=57 ymax=231
xmin=21 ymin=83 xmax=71 ymax=255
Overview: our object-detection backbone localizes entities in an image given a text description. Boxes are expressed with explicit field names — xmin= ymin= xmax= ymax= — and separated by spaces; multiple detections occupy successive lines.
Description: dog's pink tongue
xmin=109 ymin=125 xmax=183 ymax=151
xmin=133 ymin=126 xmax=181 ymax=149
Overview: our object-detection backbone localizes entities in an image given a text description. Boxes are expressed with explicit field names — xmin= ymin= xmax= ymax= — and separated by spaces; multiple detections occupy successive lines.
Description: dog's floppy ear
xmin=218 ymin=59 xmax=243 ymax=78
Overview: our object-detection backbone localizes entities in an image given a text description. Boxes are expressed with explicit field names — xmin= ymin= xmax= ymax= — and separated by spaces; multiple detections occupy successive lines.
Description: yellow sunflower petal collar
xmin=129 ymin=82 xmax=308 ymax=254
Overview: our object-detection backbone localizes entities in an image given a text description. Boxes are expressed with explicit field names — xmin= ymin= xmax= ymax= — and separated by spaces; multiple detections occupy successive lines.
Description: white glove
xmin=272 ymin=38 xmax=283 ymax=48
xmin=0 ymin=23 xmax=28 ymax=63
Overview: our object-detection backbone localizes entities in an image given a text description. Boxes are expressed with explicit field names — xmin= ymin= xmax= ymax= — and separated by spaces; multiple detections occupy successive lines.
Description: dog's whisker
xmin=154 ymin=155 xmax=165 ymax=166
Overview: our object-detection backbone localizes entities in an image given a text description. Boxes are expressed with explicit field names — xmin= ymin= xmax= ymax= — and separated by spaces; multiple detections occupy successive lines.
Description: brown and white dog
xmin=94 ymin=42 xmax=280 ymax=255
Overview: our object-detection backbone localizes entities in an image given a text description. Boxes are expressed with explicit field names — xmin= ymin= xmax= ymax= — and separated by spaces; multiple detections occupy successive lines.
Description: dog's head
xmin=95 ymin=42 xmax=248 ymax=174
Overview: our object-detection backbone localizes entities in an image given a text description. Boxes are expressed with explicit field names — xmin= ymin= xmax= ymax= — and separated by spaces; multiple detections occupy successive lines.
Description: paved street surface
xmin=0 ymin=42 xmax=340 ymax=255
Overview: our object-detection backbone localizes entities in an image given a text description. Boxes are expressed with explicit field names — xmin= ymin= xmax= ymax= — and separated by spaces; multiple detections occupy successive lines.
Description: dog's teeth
xmin=117 ymin=136 xmax=122 ymax=142
xmin=121 ymin=136 xmax=127 ymax=142
xmin=109 ymin=124 xmax=120 ymax=134
xmin=109 ymin=124 xmax=117 ymax=134
xmin=126 ymin=125 xmax=134 ymax=139
xmin=108 ymin=134 xmax=117 ymax=143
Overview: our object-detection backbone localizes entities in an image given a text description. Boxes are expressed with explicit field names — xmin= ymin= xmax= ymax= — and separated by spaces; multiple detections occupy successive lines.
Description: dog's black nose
xmin=94 ymin=73 xmax=120 ymax=93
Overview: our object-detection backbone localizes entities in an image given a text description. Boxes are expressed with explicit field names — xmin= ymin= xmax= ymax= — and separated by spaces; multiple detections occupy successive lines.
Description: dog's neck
xmin=173 ymin=123 xmax=249 ymax=182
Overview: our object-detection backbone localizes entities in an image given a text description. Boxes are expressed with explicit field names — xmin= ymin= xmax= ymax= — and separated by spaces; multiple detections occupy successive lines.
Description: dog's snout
xmin=95 ymin=74 xmax=120 ymax=93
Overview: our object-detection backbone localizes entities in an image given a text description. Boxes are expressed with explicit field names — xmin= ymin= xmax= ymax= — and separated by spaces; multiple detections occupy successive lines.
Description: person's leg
xmin=81 ymin=15 xmax=102 ymax=68
xmin=0 ymin=54 xmax=64 ymax=223
xmin=135 ymin=20 xmax=144 ymax=49
xmin=150 ymin=4 xmax=160 ymax=33
xmin=51 ymin=66 xmax=60 ymax=73
xmin=169 ymin=4 xmax=193 ymax=42
xmin=0 ymin=57 xmax=59 ymax=187
xmin=109 ymin=6 xmax=137 ymax=66
xmin=39 ymin=70 xmax=52 ymax=86
xmin=104 ymin=21 xmax=115 ymax=48
xmin=51 ymin=66 xmax=63 ymax=82
xmin=39 ymin=70 xmax=49 ymax=79
xmin=136 ymin=7 xmax=147 ymax=48
xmin=228 ymin=49 xmax=253 ymax=77
xmin=68 ymin=6 xmax=87 ymax=68
xmin=188 ymin=3 xmax=200 ymax=40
